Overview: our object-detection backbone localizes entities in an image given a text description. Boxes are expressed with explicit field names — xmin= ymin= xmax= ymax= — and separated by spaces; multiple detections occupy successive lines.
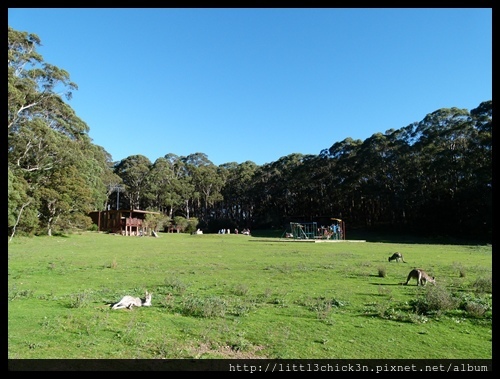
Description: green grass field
xmin=8 ymin=232 xmax=492 ymax=359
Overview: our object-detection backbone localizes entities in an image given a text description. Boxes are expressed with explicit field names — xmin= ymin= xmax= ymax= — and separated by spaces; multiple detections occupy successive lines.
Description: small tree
xmin=173 ymin=216 xmax=189 ymax=233
xmin=186 ymin=217 xmax=199 ymax=234
xmin=144 ymin=213 xmax=170 ymax=233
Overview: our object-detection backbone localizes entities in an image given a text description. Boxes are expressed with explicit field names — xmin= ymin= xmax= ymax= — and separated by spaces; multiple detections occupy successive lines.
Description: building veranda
xmin=88 ymin=209 xmax=160 ymax=236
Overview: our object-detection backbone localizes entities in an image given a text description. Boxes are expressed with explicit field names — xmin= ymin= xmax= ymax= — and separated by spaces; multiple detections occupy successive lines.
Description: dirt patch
xmin=191 ymin=342 xmax=267 ymax=359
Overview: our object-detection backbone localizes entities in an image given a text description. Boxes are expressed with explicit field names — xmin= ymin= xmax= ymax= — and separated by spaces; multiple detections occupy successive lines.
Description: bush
xmin=69 ymin=290 xmax=93 ymax=308
xmin=456 ymin=293 xmax=492 ymax=318
xmin=185 ymin=217 xmax=199 ymax=234
xmin=452 ymin=262 xmax=467 ymax=278
xmin=182 ymin=295 xmax=228 ymax=318
xmin=409 ymin=286 xmax=457 ymax=315
xmin=171 ymin=216 xmax=199 ymax=233
xmin=55 ymin=213 xmax=93 ymax=233
xmin=378 ymin=266 xmax=387 ymax=278
xmin=164 ymin=275 xmax=188 ymax=294
xmin=144 ymin=213 xmax=170 ymax=232
xmin=472 ymin=276 xmax=492 ymax=294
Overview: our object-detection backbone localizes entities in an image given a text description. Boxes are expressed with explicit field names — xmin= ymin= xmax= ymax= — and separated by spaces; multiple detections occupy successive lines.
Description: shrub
xmin=378 ymin=266 xmax=387 ymax=278
xmin=185 ymin=217 xmax=199 ymax=234
xmin=472 ymin=276 xmax=492 ymax=294
xmin=232 ymin=284 xmax=249 ymax=296
xmin=456 ymin=293 xmax=492 ymax=318
xmin=452 ymin=262 xmax=467 ymax=278
xmin=9 ymin=286 xmax=34 ymax=301
xmin=164 ymin=275 xmax=188 ymax=294
xmin=69 ymin=291 xmax=93 ymax=308
xmin=144 ymin=213 xmax=170 ymax=232
xmin=464 ymin=302 xmax=488 ymax=318
xmin=312 ymin=298 xmax=333 ymax=321
xmin=231 ymin=298 xmax=257 ymax=317
xmin=182 ymin=295 xmax=228 ymax=318
xmin=409 ymin=286 xmax=457 ymax=315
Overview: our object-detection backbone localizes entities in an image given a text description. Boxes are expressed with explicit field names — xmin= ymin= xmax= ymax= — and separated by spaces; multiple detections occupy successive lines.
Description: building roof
xmin=89 ymin=209 xmax=161 ymax=215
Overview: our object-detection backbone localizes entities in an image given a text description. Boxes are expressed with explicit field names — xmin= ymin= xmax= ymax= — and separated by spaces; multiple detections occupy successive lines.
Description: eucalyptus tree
xmin=369 ymin=102 xmax=492 ymax=238
xmin=182 ymin=153 xmax=224 ymax=222
xmin=469 ymin=100 xmax=492 ymax=237
xmin=84 ymin=143 xmax=119 ymax=212
xmin=381 ymin=127 xmax=418 ymax=227
xmin=146 ymin=157 xmax=176 ymax=213
xmin=219 ymin=160 xmax=258 ymax=226
xmin=353 ymin=131 xmax=412 ymax=227
xmin=8 ymin=168 xmax=37 ymax=240
xmin=163 ymin=153 xmax=195 ymax=218
xmin=146 ymin=156 xmax=194 ymax=217
xmin=325 ymin=137 xmax=364 ymax=226
xmin=8 ymin=26 xmax=111 ymax=236
xmin=469 ymin=101 xmax=492 ymax=187
xmin=113 ymin=155 xmax=152 ymax=210
xmin=406 ymin=107 xmax=475 ymax=234
xmin=249 ymin=163 xmax=274 ymax=228
xmin=216 ymin=162 xmax=237 ymax=220
xmin=8 ymin=27 xmax=81 ymax=134
xmin=251 ymin=153 xmax=307 ymax=228
xmin=441 ymin=102 xmax=492 ymax=237
xmin=38 ymin=163 xmax=94 ymax=236
xmin=311 ymin=151 xmax=344 ymax=217
xmin=290 ymin=154 xmax=332 ymax=219
xmin=236 ymin=161 xmax=259 ymax=226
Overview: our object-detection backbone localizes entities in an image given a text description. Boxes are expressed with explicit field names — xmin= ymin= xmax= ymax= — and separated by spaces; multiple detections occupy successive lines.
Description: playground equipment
xmin=281 ymin=218 xmax=345 ymax=240
xmin=286 ymin=222 xmax=318 ymax=239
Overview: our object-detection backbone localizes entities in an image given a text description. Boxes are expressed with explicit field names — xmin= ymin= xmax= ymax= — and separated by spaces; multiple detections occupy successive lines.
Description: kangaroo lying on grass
xmin=404 ymin=269 xmax=435 ymax=286
xmin=388 ymin=252 xmax=406 ymax=263
xmin=111 ymin=291 xmax=152 ymax=310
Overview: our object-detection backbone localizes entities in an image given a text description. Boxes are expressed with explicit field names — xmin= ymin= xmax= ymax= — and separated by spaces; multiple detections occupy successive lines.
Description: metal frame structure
xmin=281 ymin=219 xmax=346 ymax=240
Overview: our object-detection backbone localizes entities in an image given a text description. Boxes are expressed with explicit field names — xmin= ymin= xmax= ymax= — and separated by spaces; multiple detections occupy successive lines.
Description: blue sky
xmin=8 ymin=8 xmax=492 ymax=166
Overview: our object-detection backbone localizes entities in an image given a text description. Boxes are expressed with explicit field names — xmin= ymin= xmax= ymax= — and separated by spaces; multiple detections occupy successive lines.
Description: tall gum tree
xmin=8 ymin=26 xmax=113 ymax=237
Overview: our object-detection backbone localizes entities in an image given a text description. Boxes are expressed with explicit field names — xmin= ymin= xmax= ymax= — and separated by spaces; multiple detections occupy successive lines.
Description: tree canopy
xmin=8 ymin=27 xmax=115 ymax=238
xmin=8 ymin=26 xmax=492 ymax=242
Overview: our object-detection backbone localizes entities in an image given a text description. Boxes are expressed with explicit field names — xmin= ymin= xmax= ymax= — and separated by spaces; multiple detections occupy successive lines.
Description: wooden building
xmin=89 ymin=209 xmax=160 ymax=236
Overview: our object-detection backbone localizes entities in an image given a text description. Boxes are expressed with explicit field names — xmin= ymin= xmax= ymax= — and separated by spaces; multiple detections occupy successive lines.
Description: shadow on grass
xmin=250 ymin=229 xmax=490 ymax=245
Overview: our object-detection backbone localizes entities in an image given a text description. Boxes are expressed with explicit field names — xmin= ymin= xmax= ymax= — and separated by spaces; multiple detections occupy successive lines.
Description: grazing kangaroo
xmin=404 ymin=269 xmax=435 ymax=286
xmin=388 ymin=252 xmax=406 ymax=263
xmin=111 ymin=291 xmax=152 ymax=310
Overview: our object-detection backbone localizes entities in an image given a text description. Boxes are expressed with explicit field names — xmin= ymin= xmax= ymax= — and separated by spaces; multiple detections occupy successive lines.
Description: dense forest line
xmin=8 ymin=26 xmax=492 ymax=242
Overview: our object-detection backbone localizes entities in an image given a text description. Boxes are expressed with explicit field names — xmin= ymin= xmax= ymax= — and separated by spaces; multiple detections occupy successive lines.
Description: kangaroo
xmin=404 ymin=269 xmax=435 ymax=286
xmin=388 ymin=252 xmax=406 ymax=263
xmin=111 ymin=291 xmax=152 ymax=310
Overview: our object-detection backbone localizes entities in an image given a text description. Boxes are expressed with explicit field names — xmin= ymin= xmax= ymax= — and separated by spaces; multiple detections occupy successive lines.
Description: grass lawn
xmin=8 ymin=231 xmax=492 ymax=360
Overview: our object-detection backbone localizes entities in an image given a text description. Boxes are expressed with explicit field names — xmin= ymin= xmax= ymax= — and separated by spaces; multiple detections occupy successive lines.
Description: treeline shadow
xmin=250 ymin=228 xmax=490 ymax=246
